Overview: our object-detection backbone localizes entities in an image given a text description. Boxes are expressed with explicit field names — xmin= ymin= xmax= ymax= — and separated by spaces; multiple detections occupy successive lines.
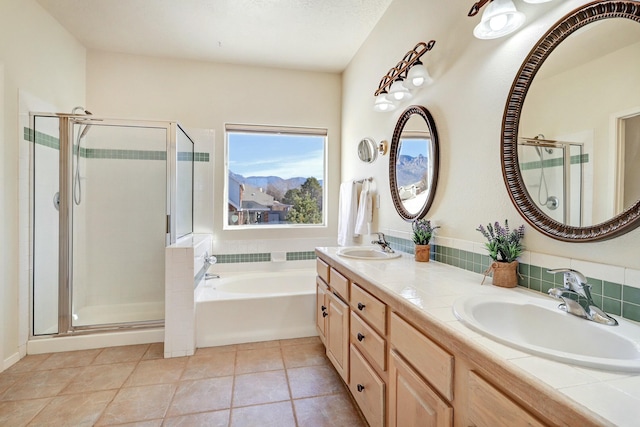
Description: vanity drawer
xmin=350 ymin=344 xmax=385 ymax=427
xmin=351 ymin=283 xmax=386 ymax=334
xmin=329 ymin=267 xmax=349 ymax=300
xmin=390 ymin=312 xmax=454 ymax=401
xmin=350 ymin=311 xmax=386 ymax=372
xmin=316 ymin=258 xmax=329 ymax=283
xmin=468 ymin=371 xmax=545 ymax=427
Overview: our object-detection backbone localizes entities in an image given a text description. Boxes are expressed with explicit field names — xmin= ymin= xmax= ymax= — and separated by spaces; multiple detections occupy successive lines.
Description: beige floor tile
xmin=287 ymin=365 xmax=345 ymax=399
xmin=182 ymin=351 xmax=235 ymax=380
xmin=3 ymin=354 xmax=51 ymax=374
xmin=0 ymin=398 xmax=51 ymax=427
xmin=231 ymin=401 xmax=296 ymax=427
xmin=125 ymin=357 xmax=187 ymax=387
xmin=96 ymin=383 xmax=176 ymax=425
xmin=163 ymin=409 xmax=230 ymax=427
xmin=279 ymin=336 xmax=321 ymax=347
xmin=36 ymin=349 xmax=102 ymax=370
xmin=232 ymin=370 xmax=290 ymax=407
xmin=294 ymin=393 xmax=366 ymax=427
xmin=93 ymin=344 xmax=150 ymax=365
xmin=282 ymin=342 xmax=329 ymax=369
xmin=1 ymin=367 xmax=80 ymax=401
xmin=28 ymin=389 xmax=116 ymax=427
xmin=108 ymin=420 xmax=162 ymax=427
xmin=0 ymin=372 xmax=21 ymax=395
xmin=236 ymin=340 xmax=281 ymax=351
xmin=143 ymin=343 xmax=164 ymax=360
xmin=61 ymin=362 xmax=137 ymax=394
xmin=235 ymin=347 xmax=284 ymax=375
xmin=194 ymin=345 xmax=237 ymax=357
xmin=166 ymin=376 xmax=233 ymax=417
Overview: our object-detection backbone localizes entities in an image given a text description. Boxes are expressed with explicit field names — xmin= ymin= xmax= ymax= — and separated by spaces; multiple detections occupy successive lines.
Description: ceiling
xmin=37 ymin=0 xmax=395 ymax=73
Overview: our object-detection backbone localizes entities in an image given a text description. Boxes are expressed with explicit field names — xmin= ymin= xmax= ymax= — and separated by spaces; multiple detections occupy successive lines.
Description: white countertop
xmin=317 ymin=247 xmax=640 ymax=427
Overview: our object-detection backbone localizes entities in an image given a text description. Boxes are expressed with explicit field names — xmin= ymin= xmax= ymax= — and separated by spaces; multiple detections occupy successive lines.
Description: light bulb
xmin=388 ymin=79 xmax=412 ymax=101
xmin=489 ymin=14 xmax=508 ymax=31
xmin=373 ymin=93 xmax=397 ymax=112
xmin=473 ymin=0 xmax=525 ymax=40
xmin=406 ymin=61 xmax=433 ymax=88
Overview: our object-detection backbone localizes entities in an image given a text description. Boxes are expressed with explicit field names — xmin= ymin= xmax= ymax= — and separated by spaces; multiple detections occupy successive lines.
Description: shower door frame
xmin=30 ymin=113 xmax=192 ymax=336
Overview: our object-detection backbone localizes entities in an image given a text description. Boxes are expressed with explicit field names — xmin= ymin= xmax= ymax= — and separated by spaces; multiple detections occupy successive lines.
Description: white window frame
xmin=223 ymin=123 xmax=328 ymax=230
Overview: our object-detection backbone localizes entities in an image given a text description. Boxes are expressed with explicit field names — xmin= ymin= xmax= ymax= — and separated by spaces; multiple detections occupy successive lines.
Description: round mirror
xmin=358 ymin=137 xmax=378 ymax=163
xmin=502 ymin=1 xmax=640 ymax=241
xmin=390 ymin=105 xmax=440 ymax=221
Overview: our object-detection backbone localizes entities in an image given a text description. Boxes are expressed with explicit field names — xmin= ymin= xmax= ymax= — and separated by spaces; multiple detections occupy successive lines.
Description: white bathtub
xmin=195 ymin=269 xmax=317 ymax=347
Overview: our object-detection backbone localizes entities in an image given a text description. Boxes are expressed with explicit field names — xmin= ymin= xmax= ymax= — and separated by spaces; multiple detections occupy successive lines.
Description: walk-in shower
xmin=29 ymin=112 xmax=194 ymax=336
xmin=518 ymin=136 xmax=585 ymax=226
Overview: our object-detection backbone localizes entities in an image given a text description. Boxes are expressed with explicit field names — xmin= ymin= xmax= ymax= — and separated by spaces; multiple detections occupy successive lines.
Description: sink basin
xmin=453 ymin=294 xmax=640 ymax=372
xmin=337 ymin=247 xmax=401 ymax=260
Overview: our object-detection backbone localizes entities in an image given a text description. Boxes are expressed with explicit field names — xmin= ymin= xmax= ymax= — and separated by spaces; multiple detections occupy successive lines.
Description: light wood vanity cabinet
xmin=315 ymin=260 xmax=350 ymax=383
xmin=315 ymin=255 xmax=573 ymax=427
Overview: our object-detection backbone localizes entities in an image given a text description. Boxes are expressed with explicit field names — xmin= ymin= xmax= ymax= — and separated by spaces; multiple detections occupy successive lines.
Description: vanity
xmin=315 ymin=248 xmax=625 ymax=427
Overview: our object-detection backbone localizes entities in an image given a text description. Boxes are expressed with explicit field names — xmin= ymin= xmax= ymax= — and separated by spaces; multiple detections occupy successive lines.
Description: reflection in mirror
xmin=390 ymin=105 xmax=439 ymax=221
xmin=358 ymin=137 xmax=378 ymax=163
xmin=503 ymin=1 xmax=640 ymax=241
xmin=519 ymin=18 xmax=640 ymax=227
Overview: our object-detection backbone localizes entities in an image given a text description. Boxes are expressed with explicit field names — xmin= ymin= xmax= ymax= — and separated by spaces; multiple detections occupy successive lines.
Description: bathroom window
xmin=224 ymin=124 xmax=327 ymax=229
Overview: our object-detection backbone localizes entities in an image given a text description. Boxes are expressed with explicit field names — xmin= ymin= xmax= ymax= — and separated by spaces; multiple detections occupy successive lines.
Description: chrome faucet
xmin=203 ymin=252 xmax=220 ymax=280
xmin=547 ymin=268 xmax=617 ymax=326
xmin=371 ymin=232 xmax=395 ymax=253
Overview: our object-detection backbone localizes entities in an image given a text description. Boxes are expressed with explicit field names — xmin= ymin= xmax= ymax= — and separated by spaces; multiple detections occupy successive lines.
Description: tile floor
xmin=0 ymin=337 xmax=367 ymax=426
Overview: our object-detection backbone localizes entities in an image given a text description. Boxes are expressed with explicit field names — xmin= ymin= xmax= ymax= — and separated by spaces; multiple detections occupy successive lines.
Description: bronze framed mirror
xmin=390 ymin=105 xmax=440 ymax=221
xmin=502 ymin=0 xmax=640 ymax=242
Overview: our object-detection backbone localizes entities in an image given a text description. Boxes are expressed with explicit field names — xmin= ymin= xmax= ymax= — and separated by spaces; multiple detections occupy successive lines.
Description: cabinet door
xmin=326 ymin=292 xmax=349 ymax=382
xmin=467 ymin=371 xmax=545 ymax=427
xmin=389 ymin=350 xmax=452 ymax=427
xmin=316 ymin=277 xmax=329 ymax=345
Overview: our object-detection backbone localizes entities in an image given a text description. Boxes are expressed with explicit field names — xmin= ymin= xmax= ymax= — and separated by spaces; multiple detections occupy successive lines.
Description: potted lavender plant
xmin=412 ymin=219 xmax=440 ymax=262
xmin=476 ymin=220 xmax=525 ymax=287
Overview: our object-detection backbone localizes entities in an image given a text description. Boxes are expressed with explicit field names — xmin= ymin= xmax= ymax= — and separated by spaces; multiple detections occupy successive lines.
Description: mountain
xmin=396 ymin=154 xmax=429 ymax=187
xmin=229 ymin=171 xmax=322 ymax=201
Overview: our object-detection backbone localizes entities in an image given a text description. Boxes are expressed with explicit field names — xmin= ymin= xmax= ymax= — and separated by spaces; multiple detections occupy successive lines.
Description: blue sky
xmin=228 ymin=133 xmax=325 ymax=179
xmin=399 ymin=138 xmax=429 ymax=158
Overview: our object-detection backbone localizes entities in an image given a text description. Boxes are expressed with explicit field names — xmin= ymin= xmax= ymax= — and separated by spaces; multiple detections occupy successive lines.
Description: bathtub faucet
xmin=204 ymin=252 xmax=220 ymax=280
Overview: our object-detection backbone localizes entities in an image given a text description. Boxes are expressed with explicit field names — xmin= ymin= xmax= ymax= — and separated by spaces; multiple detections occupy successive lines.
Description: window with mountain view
xmin=225 ymin=124 xmax=326 ymax=228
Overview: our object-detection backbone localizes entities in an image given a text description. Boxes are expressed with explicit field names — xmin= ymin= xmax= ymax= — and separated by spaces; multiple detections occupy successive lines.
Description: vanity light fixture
xmin=468 ymin=0 xmax=554 ymax=39
xmin=373 ymin=40 xmax=436 ymax=112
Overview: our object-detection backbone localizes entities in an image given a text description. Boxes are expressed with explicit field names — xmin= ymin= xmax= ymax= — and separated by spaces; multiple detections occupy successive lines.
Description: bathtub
xmin=195 ymin=269 xmax=317 ymax=347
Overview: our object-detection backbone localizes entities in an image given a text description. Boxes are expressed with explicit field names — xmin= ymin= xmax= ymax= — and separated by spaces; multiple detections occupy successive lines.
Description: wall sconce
xmin=373 ymin=40 xmax=436 ymax=113
xmin=468 ymin=0 xmax=553 ymax=39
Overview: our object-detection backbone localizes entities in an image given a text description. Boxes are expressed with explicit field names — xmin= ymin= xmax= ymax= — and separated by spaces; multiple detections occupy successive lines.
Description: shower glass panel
xmin=32 ymin=115 xmax=61 ymax=335
xmin=31 ymin=113 xmax=194 ymax=336
xmin=176 ymin=125 xmax=194 ymax=239
xmin=518 ymin=140 xmax=583 ymax=226
xmin=71 ymin=123 xmax=167 ymax=327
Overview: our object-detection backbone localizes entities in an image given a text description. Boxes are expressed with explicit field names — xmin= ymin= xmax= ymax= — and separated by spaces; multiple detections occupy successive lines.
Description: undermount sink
xmin=337 ymin=247 xmax=401 ymax=260
xmin=453 ymin=294 xmax=640 ymax=372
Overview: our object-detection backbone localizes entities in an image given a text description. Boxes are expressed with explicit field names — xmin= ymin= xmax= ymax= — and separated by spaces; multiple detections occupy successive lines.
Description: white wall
xmin=0 ymin=0 xmax=86 ymax=368
xmin=86 ymin=51 xmax=342 ymax=249
xmin=342 ymin=0 xmax=640 ymax=270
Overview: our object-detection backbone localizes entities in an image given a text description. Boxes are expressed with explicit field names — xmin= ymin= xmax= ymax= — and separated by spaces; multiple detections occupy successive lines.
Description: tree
xmin=284 ymin=177 xmax=323 ymax=224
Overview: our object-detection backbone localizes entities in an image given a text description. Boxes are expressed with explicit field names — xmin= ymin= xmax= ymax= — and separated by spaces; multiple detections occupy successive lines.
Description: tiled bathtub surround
xmin=385 ymin=234 xmax=640 ymax=324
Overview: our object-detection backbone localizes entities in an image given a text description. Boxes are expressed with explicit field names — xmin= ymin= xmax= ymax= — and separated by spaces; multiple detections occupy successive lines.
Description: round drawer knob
xmin=357 ymin=302 xmax=366 ymax=311
xmin=321 ymin=305 xmax=326 ymax=311
xmin=357 ymin=384 xmax=365 ymax=392
xmin=357 ymin=333 xmax=365 ymax=342
xmin=322 ymin=311 xmax=328 ymax=318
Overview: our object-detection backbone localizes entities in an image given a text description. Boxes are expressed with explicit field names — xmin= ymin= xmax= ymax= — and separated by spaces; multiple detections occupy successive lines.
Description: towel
xmin=354 ymin=180 xmax=372 ymax=236
xmin=338 ymin=181 xmax=358 ymax=246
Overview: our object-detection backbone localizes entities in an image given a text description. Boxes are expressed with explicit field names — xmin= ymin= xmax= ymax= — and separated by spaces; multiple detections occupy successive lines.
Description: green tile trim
xmin=388 ymin=235 xmax=640 ymax=323
xmin=519 ymin=153 xmax=589 ymax=171
xmin=25 ymin=127 xmax=209 ymax=162
xmin=215 ymin=253 xmax=271 ymax=263
xmin=286 ymin=251 xmax=316 ymax=261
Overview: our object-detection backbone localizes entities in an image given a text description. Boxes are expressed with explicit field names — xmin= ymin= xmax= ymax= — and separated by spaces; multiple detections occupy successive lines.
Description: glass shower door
xmin=70 ymin=123 xmax=168 ymax=328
